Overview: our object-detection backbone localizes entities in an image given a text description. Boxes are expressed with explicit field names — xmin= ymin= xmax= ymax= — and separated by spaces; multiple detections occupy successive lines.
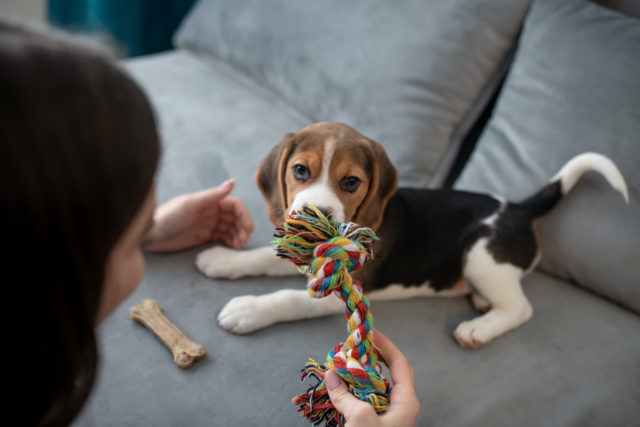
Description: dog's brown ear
xmin=354 ymin=138 xmax=398 ymax=230
xmin=255 ymin=133 xmax=296 ymax=226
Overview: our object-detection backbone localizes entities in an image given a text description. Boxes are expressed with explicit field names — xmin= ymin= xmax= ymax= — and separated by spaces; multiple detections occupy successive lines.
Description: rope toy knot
xmin=273 ymin=206 xmax=390 ymax=427
xmin=308 ymin=236 xmax=370 ymax=298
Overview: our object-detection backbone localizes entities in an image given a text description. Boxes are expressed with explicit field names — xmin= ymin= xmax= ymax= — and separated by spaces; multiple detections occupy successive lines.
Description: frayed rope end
xmin=292 ymin=359 xmax=391 ymax=427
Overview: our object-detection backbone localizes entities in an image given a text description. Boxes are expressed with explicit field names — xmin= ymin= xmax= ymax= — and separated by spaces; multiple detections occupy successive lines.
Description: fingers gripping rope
xmin=274 ymin=206 xmax=391 ymax=426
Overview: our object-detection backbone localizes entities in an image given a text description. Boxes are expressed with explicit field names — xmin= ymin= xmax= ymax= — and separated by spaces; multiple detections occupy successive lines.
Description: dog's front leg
xmin=196 ymin=246 xmax=298 ymax=279
xmin=217 ymin=289 xmax=344 ymax=334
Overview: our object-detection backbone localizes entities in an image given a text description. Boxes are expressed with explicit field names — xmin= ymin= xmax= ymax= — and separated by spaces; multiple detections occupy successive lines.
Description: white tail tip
xmin=551 ymin=152 xmax=629 ymax=204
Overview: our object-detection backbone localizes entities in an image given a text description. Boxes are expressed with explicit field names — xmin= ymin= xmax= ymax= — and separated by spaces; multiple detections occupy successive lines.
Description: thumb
xmin=195 ymin=178 xmax=235 ymax=204
xmin=325 ymin=369 xmax=363 ymax=417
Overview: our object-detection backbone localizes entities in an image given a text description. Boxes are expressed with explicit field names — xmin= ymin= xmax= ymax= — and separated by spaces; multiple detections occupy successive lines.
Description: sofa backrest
xmin=456 ymin=0 xmax=640 ymax=313
xmin=593 ymin=0 xmax=640 ymax=18
xmin=174 ymin=0 xmax=532 ymax=188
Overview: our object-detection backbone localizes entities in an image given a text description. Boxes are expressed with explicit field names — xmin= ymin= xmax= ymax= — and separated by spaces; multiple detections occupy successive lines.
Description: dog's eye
xmin=293 ymin=164 xmax=310 ymax=181
xmin=341 ymin=176 xmax=361 ymax=193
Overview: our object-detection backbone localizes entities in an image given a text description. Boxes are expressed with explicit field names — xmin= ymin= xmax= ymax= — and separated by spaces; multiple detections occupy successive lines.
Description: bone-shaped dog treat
xmin=130 ymin=298 xmax=206 ymax=368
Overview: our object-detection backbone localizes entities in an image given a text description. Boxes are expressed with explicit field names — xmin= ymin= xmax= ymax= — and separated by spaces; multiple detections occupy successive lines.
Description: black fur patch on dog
xmin=514 ymin=181 xmax=563 ymax=217
xmin=486 ymin=206 xmax=538 ymax=270
xmin=355 ymin=180 xmax=566 ymax=292
xmin=361 ymin=188 xmax=500 ymax=291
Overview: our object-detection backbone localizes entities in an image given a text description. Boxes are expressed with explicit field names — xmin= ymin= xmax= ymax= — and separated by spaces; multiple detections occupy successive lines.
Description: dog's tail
xmin=514 ymin=152 xmax=629 ymax=217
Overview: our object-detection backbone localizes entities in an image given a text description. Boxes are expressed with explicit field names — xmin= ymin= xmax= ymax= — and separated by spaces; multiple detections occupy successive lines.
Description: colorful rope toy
xmin=273 ymin=206 xmax=391 ymax=426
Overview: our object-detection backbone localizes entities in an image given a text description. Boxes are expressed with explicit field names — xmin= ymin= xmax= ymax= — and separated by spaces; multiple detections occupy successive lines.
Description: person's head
xmin=0 ymin=18 xmax=160 ymax=426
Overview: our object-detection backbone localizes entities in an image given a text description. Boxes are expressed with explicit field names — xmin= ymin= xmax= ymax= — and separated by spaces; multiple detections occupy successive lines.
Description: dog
xmin=196 ymin=122 xmax=628 ymax=348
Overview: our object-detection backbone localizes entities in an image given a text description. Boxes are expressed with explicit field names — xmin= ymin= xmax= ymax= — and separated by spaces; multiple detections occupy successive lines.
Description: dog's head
xmin=255 ymin=122 xmax=398 ymax=230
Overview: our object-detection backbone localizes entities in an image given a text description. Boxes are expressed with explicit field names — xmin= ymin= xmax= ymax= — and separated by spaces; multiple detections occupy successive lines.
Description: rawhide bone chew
xmin=273 ymin=206 xmax=390 ymax=427
xmin=130 ymin=298 xmax=206 ymax=368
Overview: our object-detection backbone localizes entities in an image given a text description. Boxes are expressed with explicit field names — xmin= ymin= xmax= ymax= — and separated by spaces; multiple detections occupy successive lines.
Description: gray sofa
xmin=82 ymin=0 xmax=640 ymax=426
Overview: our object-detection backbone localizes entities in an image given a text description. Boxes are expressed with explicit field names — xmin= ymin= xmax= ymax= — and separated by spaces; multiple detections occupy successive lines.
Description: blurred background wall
xmin=0 ymin=0 xmax=197 ymax=57
xmin=0 ymin=0 xmax=47 ymax=21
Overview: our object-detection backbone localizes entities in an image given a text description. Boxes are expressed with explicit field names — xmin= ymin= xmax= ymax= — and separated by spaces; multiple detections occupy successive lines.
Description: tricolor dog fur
xmin=196 ymin=122 xmax=629 ymax=348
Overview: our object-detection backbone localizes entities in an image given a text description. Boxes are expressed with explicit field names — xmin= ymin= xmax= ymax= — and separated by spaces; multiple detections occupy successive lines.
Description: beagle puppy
xmin=196 ymin=122 xmax=628 ymax=348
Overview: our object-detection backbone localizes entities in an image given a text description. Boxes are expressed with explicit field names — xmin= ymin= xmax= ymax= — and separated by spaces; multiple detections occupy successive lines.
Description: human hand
xmin=143 ymin=179 xmax=254 ymax=252
xmin=325 ymin=329 xmax=420 ymax=427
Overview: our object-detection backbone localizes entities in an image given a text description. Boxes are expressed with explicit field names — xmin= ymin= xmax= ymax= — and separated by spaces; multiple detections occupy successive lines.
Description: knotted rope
xmin=273 ymin=206 xmax=391 ymax=426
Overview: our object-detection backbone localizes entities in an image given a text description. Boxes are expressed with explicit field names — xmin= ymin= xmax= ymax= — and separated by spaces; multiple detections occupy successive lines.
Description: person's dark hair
xmin=0 ymin=18 xmax=160 ymax=426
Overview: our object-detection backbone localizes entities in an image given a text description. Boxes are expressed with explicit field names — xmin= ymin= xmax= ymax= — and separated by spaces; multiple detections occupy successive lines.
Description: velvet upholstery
xmin=175 ymin=0 xmax=532 ymax=187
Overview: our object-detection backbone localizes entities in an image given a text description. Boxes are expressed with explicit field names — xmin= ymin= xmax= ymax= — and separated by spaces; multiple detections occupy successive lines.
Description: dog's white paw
xmin=196 ymin=246 xmax=247 ymax=279
xmin=453 ymin=319 xmax=493 ymax=349
xmin=217 ymin=295 xmax=278 ymax=334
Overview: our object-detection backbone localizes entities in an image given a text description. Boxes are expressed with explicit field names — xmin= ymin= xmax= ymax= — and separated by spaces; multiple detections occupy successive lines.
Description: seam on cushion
xmin=534 ymin=267 xmax=640 ymax=317
xmin=177 ymin=46 xmax=313 ymax=129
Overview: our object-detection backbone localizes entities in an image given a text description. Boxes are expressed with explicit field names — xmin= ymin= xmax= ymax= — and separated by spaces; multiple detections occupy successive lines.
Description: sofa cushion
xmin=455 ymin=0 xmax=640 ymax=312
xmin=87 ymin=257 xmax=640 ymax=427
xmin=174 ymin=0 xmax=532 ymax=187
